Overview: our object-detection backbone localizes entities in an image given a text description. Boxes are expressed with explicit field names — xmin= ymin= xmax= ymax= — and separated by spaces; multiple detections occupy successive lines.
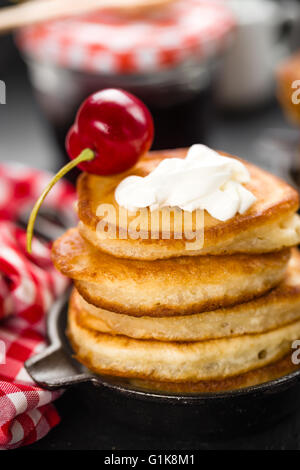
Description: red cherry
xmin=66 ymin=89 xmax=154 ymax=175
xmin=26 ymin=89 xmax=154 ymax=253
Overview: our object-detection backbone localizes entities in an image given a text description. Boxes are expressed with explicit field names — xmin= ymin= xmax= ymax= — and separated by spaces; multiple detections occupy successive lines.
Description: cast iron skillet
xmin=25 ymin=289 xmax=300 ymax=437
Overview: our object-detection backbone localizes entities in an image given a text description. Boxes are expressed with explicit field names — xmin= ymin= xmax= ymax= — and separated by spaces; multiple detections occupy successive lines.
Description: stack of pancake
xmin=52 ymin=149 xmax=300 ymax=393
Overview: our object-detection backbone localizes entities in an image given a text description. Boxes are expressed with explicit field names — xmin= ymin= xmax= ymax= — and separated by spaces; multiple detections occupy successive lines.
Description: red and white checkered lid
xmin=17 ymin=0 xmax=235 ymax=75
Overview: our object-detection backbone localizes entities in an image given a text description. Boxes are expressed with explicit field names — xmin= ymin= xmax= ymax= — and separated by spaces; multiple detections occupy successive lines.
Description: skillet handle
xmin=25 ymin=344 xmax=92 ymax=390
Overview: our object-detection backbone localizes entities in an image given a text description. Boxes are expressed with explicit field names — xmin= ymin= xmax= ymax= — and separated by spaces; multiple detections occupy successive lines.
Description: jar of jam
xmin=17 ymin=0 xmax=235 ymax=157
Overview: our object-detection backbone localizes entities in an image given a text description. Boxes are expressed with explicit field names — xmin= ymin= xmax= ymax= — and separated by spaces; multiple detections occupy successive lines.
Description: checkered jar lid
xmin=17 ymin=0 xmax=235 ymax=75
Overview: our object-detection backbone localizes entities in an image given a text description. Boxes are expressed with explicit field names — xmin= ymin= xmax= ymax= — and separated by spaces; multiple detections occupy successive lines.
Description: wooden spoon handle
xmin=0 ymin=0 xmax=176 ymax=34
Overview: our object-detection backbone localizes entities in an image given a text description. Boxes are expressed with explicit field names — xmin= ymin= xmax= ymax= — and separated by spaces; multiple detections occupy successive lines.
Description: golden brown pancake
xmin=129 ymin=355 xmax=300 ymax=394
xmin=77 ymin=149 xmax=300 ymax=260
xmin=68 ymin=304 xmax=300 ymax=383
xmin=70 ymin=249 xmax=300 ymax=341
xmin=52 ymin=228 xmax=290 ymax=316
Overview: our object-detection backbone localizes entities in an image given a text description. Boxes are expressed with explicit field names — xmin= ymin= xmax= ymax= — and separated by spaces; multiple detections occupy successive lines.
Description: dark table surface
xmin=19 ymin=383 xmax=300 ymax=450
xmin=1 ymin=35 xmax=300 ymax=451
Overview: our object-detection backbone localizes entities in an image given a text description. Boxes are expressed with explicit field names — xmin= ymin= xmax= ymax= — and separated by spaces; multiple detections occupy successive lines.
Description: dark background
xmin=0 ymin=0 xmax=298 ymax=174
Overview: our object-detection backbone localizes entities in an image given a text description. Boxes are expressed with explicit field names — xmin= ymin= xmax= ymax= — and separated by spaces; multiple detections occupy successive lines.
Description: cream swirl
xmin=115 ymin=144 xmax=256 ymax=221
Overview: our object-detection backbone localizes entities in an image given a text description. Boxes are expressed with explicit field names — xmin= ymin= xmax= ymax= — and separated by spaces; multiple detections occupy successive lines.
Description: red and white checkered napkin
xmin=0 ymin=163 xmax=76 ymax=449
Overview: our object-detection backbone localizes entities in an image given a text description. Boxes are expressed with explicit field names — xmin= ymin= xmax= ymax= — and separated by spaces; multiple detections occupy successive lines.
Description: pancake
xmin=129 ymin=355 xmax=300 ymax=394
xmin=68 ymin=304 xmax=300 ymax=383
xmin=79 ymin=213 xmax=300 ymax=261
xmin=71 ymin=249 xmax=300 ymax=341
xmin=77 ymin=148 xmax=300 ymax=260
xmin=52 ymin=228 xmax=290 ymax=316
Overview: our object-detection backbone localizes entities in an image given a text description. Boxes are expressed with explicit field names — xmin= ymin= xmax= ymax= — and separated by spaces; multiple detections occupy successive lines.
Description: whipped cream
xmin=115 ymin=144 xmax=256 ymax=221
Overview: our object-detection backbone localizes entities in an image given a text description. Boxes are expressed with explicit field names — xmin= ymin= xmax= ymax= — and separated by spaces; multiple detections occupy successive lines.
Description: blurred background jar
xmin=16 ymin=0 xmax=235 ymax=157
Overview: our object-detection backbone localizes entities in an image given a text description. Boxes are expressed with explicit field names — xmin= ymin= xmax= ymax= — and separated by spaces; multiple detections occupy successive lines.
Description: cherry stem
xmin=26 ymin=148 xmax=94 ymax=253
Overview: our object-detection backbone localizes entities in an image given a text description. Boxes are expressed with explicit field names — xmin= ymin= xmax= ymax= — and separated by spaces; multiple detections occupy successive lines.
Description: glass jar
xmin=17 ymin=0 xmax=235 ymax=160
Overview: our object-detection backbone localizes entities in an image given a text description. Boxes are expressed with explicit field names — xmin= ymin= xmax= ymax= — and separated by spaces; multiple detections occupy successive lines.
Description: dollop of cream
xmin=115 ymin=144 xmax=256 ymax=221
